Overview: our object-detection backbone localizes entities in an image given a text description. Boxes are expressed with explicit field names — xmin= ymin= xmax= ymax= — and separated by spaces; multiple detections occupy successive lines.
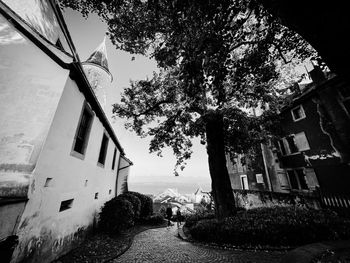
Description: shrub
xmin=187 ymin=207 xmax=350 ymax=247
xmin=119 ymin=193 xmax=141 ymax=220
xmin=128 ymin=191 xmax=153 ymax=218
xmin=99 ymin=197 xmax=134 ymax=234
xmin=142 ymin=213 xmax=165 ymax=225
xmin=184 ymin=210 xmax=215 ymax=229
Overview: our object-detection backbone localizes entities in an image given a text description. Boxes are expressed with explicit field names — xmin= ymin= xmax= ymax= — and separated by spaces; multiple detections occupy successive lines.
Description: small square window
xmin=44 ymin=178 xmax=53 ymax=187
xmin=256 ymin=174 xmax=264 ymax=184
xmin=109 ymin=189 xmax=112 ymax=195
xmin=59 ymin=199 xmax=74 ymax=212
xmin=291 ymin=105 xmax=306 ymax=121
xmin=94 ymin=193 xmax=99 ymax=199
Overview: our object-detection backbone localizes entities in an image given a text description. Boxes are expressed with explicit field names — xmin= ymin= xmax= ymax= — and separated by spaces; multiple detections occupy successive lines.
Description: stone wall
xmin=233 ymin=189 xmax=321 ymax=210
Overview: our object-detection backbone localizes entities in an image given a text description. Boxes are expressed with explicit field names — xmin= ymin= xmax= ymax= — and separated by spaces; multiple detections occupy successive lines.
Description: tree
xmin=256 ymin=0 xmax=350 ymax=80
xmin=61 ymin=0 xmax=314 ymax=219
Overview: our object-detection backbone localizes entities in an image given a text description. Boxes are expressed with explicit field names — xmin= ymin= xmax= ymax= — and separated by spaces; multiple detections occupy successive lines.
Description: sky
xmin=63 ymin=9 xmax=211 ymax=195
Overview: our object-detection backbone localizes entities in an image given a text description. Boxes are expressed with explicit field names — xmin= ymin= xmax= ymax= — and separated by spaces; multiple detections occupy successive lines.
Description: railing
xmin=319 ymin=193 xmax=350 ymax=209
xmin=316 ymin=188 xmax=350 ymax=217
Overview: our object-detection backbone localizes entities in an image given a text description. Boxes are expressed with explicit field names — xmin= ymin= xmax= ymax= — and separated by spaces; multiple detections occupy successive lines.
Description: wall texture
xmin=233 ymin=189 xmax=321 ymax=210
xmin=11 ymin=77 xmax=122 ymax=263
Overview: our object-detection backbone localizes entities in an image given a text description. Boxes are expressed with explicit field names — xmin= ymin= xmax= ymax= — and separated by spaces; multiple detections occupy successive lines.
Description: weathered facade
xmin=271 ymin=69 xmax=350 ymax=195
xmin=227 ymin=65 xmax=350 ymax=199
xmin=226 ymin=151 xmax=270 ymax=191
xmin=0 ymin=1 xmax=132 ymax=262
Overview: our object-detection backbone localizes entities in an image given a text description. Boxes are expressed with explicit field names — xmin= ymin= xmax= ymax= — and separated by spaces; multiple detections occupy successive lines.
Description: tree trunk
xmin=205 ymin=111 xmax=236 ymax=220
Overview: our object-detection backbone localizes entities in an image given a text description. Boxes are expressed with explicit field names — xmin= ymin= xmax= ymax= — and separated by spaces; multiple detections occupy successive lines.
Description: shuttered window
xmin=72 ymin=103 xmax=93 ymax=156
xmin=98 ymin=133 xmax=109 ymax=166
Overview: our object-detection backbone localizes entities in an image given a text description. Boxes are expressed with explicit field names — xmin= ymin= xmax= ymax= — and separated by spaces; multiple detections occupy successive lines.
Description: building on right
xmin=228 ymin=64 xmax=350 ymax=208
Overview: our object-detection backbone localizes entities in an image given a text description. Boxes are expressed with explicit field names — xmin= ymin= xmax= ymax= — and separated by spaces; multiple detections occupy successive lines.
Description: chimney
xmin=309 ymin=65 xmax=326 ymax=84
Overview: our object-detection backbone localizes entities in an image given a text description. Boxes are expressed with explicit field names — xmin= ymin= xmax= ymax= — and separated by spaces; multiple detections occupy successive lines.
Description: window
xmin=94 ymin=193 xmax=99 ymax=199
xmin=338 ymin=86 xmax=350 ymax=115
xmin=240 ymin=175 xmax=249 ymax=190
xmin=279 ymin=133 xmax=309 ymax=155
xmin=109 ymin=189 xmax=112 ymax=195
xmin=287 ymin=169 xmax=309 ymax=190
xmin=59 ymin=199 xmax=74 ymax=212
xmin=287 ymin=170 xmax=299 ymax=189
xmin=286 ymin=136 xmax=298 ymax=153
xmin=277 ymin=171 xmax=290 ymax=189
xmin=291 ymin=105 xmax=306 ymax=121
xmin=44 ymin=178 xmax=53 ymax=187
xmin=294 ymin=132 xmax=310 ymax=151
xmin=296 ymin=169 xmax=308 ymax=190
xmin=72 ymin=103 xmax=94 ymax=157
xmin=98 ymin=133 xmax=109 ymax=166
xmin=112 ymin=148 xmax=117 ymax=170
xmin=278 ymin=140 xmax=287 ymax=155
xmin=256 ymin=174 xmax=264 ymax=184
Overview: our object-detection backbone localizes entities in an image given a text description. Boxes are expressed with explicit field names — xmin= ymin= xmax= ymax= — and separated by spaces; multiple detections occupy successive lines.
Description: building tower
xmin=82 ymin=36 xmax=113 ymax=110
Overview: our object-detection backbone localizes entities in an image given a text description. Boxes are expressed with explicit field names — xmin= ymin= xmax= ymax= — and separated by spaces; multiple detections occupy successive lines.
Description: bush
xmin=99 ymin=197 xmax=134 ymax=233
xmin=184 ymin=210 xmax=215 ymax=228
xmin=142 ymin=213 xmax=165 ymax=225
xmin=119 ymin=193 xmax=141 ymax=220
xmin=187 ymin=207 xmax=350 ymax=247
xmin=128 ymin=191 xmax=153 ymax=218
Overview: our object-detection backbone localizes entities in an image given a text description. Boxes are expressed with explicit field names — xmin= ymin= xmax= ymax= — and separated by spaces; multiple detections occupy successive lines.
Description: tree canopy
xmin=61 ymin=0 xmax=316 ymax=218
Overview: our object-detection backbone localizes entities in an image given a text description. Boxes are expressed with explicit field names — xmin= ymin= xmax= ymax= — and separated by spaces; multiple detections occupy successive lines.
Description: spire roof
xmin=83 ymin=36 xmax=113 ymax=81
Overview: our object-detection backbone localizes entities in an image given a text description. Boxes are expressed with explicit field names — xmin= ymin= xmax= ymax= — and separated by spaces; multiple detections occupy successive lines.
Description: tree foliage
xmin=60 ymin=0 xmax=316 ymax=218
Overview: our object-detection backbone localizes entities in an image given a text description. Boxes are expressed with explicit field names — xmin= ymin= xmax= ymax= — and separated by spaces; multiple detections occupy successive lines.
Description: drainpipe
xmin=260 ymin=143 xmax=273 ymax=192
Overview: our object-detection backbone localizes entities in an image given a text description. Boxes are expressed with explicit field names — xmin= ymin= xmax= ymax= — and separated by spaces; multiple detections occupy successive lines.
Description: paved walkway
xmin=111 ymin=226 xmax=286 ymax=263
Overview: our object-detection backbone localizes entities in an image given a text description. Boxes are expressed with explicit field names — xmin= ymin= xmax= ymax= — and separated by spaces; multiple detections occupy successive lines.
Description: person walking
xmin=176 ymin=207 xmax=182 ymax=228
xmin=166 ymin=204 xmax=173 ymax=228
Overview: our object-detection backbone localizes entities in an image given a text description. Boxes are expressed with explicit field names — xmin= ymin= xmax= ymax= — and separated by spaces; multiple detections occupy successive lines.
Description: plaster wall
xmin=233 ymin=190 xmax=320 ymax=210
xmin=2 ymin=0 xmax=71 ymax=53
xmin=12 ymin=77 xmax=121 ymax=263
xmin=0 ymin=14 xmax=69 ymax=198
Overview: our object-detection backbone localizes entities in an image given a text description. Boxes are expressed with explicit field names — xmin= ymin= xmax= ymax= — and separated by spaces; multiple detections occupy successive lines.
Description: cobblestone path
xmin=111 ymin=226 xmax=286 ymax=263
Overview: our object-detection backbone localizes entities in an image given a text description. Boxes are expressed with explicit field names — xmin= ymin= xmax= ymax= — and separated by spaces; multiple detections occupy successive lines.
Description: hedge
xmin=119 ymin=193 xmax=141 ymax=220
xmin=187 ymin=207 xmax=350 ymax=247
xmin=128 ymin=191 xmax=153 ymax=218
xmin=99 ymin=197 xmax=134 ymax=233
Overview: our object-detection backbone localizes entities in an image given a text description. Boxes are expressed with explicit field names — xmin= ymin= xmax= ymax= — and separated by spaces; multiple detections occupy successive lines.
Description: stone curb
xmin=280 ymin=239 xmax=350 ymax=263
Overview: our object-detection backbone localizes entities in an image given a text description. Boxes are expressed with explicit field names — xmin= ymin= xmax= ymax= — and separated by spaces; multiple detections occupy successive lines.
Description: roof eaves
xmin=69 ymin=62 xmax=126 ymax=156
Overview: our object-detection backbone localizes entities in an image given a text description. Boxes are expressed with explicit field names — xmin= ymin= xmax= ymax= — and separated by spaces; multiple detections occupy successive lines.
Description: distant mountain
xmin=152 ymin=187 xmax=210 ymax=204
xmin=153 ymin=188 xmax=180 ymax=202
xmin=128 ymin=175 xmax=211 ymax=195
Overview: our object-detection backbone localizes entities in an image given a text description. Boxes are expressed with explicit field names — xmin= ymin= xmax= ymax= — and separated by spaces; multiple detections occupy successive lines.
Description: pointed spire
xmin=84 ymin=36 xmax=113 ymax=81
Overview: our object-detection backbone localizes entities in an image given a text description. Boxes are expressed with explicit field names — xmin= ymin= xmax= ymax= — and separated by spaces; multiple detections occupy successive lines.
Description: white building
xmin=0 ymin=1 xmax=132 ymax=262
